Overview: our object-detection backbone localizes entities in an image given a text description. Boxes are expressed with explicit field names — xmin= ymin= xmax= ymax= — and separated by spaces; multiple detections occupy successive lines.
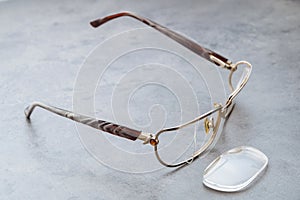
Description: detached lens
xmin=203 ymin=146 xmax=268 ymax=192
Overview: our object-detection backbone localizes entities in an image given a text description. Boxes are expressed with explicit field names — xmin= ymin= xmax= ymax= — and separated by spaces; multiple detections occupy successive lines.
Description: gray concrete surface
xmin=1 ymin=0 xmax=300 ymax=199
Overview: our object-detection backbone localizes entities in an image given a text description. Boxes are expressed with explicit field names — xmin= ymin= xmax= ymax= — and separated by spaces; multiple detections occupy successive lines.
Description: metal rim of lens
xmin=153 ymin=108 xmax=223 ymax=167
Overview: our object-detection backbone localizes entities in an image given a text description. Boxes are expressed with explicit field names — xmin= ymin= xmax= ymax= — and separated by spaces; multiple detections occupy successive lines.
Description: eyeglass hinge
xmin=209 ymin=55 xmax=236 ymax=71
xmin=137 ymin=132 xmax=155 ymax=144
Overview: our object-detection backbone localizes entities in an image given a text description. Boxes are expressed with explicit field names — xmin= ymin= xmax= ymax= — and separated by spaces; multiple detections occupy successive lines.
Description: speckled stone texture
xmin=0 ymin=0 xmax=299 ymax=199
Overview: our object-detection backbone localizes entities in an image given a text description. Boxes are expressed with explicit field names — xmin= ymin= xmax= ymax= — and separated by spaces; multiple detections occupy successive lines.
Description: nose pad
xmin=204 ymin=117 xmax=214 ymax=134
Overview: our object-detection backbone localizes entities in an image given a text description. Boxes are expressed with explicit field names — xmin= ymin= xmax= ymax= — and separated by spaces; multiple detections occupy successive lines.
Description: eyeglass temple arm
xmin=24 ymin=102 xmax=151 ymax=142
xmin=90 ymin=11 xmax=233 ymax=70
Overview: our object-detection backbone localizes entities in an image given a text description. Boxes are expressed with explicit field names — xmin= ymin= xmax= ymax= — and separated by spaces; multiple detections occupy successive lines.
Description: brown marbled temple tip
xmin=90 ymin=12 xmax=131 ymax=28
xmin=90 ymin=20 xmax=102 ymax=28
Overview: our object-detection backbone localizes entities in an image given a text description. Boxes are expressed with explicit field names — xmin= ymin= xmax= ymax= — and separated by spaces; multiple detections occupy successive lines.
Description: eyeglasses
xmin=24 ymin=12 xmax=252 ymax=168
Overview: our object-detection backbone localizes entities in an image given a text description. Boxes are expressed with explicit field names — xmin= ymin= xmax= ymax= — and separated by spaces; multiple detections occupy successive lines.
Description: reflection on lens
xmin=155 ymin=109 xmax=222 ymax=167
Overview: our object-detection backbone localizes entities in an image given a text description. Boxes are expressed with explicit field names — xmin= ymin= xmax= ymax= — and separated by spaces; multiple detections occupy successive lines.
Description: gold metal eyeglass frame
xmin=24 ymin=12 xmax=252 ymax=168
